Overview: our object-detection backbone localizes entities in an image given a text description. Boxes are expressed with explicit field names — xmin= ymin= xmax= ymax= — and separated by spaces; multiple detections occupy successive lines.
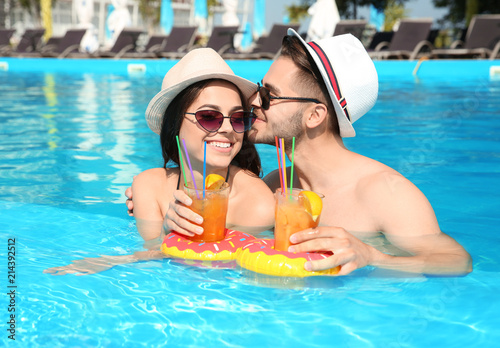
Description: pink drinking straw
xmin=278 ymin=138 xmax=285 ymax=195
xmin=280 ymin=138 xmax=288 ymax=196
xmin=290 ymin=137 xmax=295 ymax=193
xmin=181 ymin=138 xmax=200 ymax=199
xmin=203 ymin=141 xmax=207 ymax=199
xmin=275 ymin=136 xmax=284 ymax=195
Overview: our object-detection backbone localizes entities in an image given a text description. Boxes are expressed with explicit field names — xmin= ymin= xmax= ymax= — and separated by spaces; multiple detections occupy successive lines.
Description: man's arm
xmin=290 ymin=172 xmax=472 ymax=276
xmin=290 ymin=227 xmax=471 ymax=276
xmin=369 ymin=172 xmax=471 ymax=274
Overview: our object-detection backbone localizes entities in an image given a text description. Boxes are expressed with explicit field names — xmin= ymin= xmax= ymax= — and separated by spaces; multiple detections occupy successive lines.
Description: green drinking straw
xmin=290 ymin=137 xmax=295 ymax=192
xmin=175 ymin=136 xmax=188 ymax=187
xmin=182 ymin=138 xmax=200 ymax=199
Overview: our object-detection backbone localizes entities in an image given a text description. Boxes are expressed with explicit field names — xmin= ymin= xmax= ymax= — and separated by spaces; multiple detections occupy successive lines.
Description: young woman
xmin=44 ymin=49 xmax=275 ymax=275
xmin=132 ymin=48 xmax=275 ymax=241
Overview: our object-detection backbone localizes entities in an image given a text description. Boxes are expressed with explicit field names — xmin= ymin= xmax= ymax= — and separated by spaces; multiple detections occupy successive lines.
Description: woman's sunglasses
xmin=185 ymin=110 xmax=257 ymax=133
xmin=257 ymin=82 xmax=322 ymax=110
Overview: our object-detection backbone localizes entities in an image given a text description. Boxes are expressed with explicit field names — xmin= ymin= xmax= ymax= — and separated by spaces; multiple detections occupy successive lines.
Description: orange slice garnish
xmin=205 ymin=174 xmax=225 ymax=190
xmin=299 ymin=191 xmax=323 ymax=221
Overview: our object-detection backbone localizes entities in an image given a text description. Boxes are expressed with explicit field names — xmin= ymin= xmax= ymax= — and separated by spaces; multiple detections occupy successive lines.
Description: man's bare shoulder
xmin=354 ymin=156 xmax=439 ymax=235
xmin=354 ymin=156 xmax=418 ymax=201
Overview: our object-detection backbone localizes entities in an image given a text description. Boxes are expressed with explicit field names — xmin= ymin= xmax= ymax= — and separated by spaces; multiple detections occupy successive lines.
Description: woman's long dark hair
xmin=159 ymin=79 xmax=262 ymax=176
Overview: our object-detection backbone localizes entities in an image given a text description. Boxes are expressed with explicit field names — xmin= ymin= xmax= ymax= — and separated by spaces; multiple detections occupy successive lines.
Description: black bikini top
xmin=176 ymin=166 xmax=230 ymax=189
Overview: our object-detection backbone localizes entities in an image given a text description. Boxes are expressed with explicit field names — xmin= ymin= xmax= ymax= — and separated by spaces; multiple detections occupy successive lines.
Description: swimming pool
xmin=1 ymin=58 xmax=499 ymax=347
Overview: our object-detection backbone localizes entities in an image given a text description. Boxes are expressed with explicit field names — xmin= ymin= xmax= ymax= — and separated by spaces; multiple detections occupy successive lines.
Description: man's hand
xmin=125 ymin=186 xmax=134 ymax=216
xmin=289 ymin=227 xmax=379 ymax=276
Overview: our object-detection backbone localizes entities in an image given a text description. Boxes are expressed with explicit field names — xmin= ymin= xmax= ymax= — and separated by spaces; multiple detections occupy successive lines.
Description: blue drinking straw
xmin=203 ymin=141 xmax=207 ymax=198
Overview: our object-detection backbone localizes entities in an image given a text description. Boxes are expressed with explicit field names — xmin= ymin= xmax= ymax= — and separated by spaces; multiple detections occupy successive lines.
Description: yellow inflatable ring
xmin=161 ymin=230 xmax=340 ymax=277
xmin=237 ymin=238 xmax=340 ymax=277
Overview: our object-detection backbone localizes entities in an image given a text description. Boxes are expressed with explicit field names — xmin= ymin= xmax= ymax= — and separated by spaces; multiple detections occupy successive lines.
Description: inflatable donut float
xmin=161 ymin=229 xmax=340 ymax=277
xmin=237 ymin=238 xmax=340 ymax=277
xmin=161 ymin=230 xmax=254 ymax=261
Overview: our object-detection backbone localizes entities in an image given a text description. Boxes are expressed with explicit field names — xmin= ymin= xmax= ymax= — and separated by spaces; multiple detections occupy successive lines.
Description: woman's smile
xmin=206 ymin=139 xmax=233 ymax=152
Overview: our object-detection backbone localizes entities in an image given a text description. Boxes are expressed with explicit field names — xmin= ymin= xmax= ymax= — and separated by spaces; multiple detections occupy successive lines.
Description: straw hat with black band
xmin=145 ymin=48 xmax=258 ymax=135
xmin=287 ymin=28 xmax=378 ymax=138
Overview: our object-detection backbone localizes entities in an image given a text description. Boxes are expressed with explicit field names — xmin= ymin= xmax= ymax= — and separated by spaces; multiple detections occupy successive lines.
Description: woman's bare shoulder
xmin=227 ymin=166 xmax=275 ymax=230
xmin=133 ymin=168 xmax=177 ymax=190
xmin=232 ymin=167 xmax=273 ymax=193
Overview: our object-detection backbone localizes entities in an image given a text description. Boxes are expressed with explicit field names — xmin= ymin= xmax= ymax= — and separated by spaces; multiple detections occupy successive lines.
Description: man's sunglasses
xmin=185 ymin=110 xmax=257 ymax=133
xmin=257 ymin=82 xmax=322 ymax=110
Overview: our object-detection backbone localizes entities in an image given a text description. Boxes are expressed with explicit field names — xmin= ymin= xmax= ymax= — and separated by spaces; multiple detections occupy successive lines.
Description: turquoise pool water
xmin=0 ymin=58 xmax=499 ymax=347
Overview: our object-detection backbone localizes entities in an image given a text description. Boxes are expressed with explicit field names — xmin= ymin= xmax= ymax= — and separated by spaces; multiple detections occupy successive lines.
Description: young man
xmin=246 ymin=29 xmax=471 ymax=275
xmin=127 ymin=30 xmax=472 ymax=276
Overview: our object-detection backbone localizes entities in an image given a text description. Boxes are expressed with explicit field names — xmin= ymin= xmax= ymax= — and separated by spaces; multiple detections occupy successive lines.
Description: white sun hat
xmin=287 ymin=28 xmax=378 ymax=137
xmin=145 ymin=48 xmax=258 ymax=135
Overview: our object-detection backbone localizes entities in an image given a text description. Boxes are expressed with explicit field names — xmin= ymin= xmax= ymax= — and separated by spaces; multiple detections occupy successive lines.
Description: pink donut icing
xmin=161 ymin=230 xmax=256 ymax=261
xmin=161 ymin=229 xmax=340 ymax=277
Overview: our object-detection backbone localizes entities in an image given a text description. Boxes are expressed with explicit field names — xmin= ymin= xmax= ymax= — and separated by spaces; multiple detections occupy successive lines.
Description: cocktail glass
xmin=274 ymin=188 xmax=323 ymax=251
xmin=184 ymin=181 xmax=230 ymax=242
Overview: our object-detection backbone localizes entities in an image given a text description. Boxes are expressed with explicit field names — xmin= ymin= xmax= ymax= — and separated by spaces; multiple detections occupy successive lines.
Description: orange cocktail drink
xmin=274 ymin=188 xmax=323 ymax=252
xmin=184 ymin=180 xmax=229 ymax=242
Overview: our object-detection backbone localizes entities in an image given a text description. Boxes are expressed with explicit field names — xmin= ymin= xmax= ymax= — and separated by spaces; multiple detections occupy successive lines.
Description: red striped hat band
xmin=307 ymin=41 xmax=351 ymax=122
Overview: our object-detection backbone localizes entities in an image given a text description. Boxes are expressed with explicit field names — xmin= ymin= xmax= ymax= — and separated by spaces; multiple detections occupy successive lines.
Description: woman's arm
xmin=44 ymin=250 xmax=166 ymax=276
xmin=132 ymin=169 xmax=167 ymax=241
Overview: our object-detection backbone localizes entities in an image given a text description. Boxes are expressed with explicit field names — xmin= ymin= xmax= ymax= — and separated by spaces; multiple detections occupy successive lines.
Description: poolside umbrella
xmin=105 ymin=3 xmax=114 ymax=42
xmin=306 ymin=0 xmax=339 ymax=41
xmin=194 ymin=0 xmax=208 ymax=33
xmin=222 ymin=0 xmax=240 ymax=26
xmin=240 ymin=21 xmax=253 ymax=49
xmin=75 ymin=0 xmax=93 ymax=25
xmin=369 ymin=4 xmax=385 ymax=31
xmin=160 ymin=0 xmax=174 ymax=34
xmin=41 ymin=0 xmax=53 ymax=40
xmin=106 ymin=0 xmax=131 ymax=48
xmin=75 ymin=0 xmax=99 ymax=53
xmin=253 ymin=0 xmax=266 ymax=37
xmin=222 ymin=0 xmax=241 ymax=48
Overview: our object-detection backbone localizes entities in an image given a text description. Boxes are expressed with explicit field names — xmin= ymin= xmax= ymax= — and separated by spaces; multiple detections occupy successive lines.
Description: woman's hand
xmin=44 ymin=256 xmax=123 ymax=275
xmin=163 ymin=190 xmax=204 ymax=237
xmin=44 ymin=250 xmax=165 ymax=276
